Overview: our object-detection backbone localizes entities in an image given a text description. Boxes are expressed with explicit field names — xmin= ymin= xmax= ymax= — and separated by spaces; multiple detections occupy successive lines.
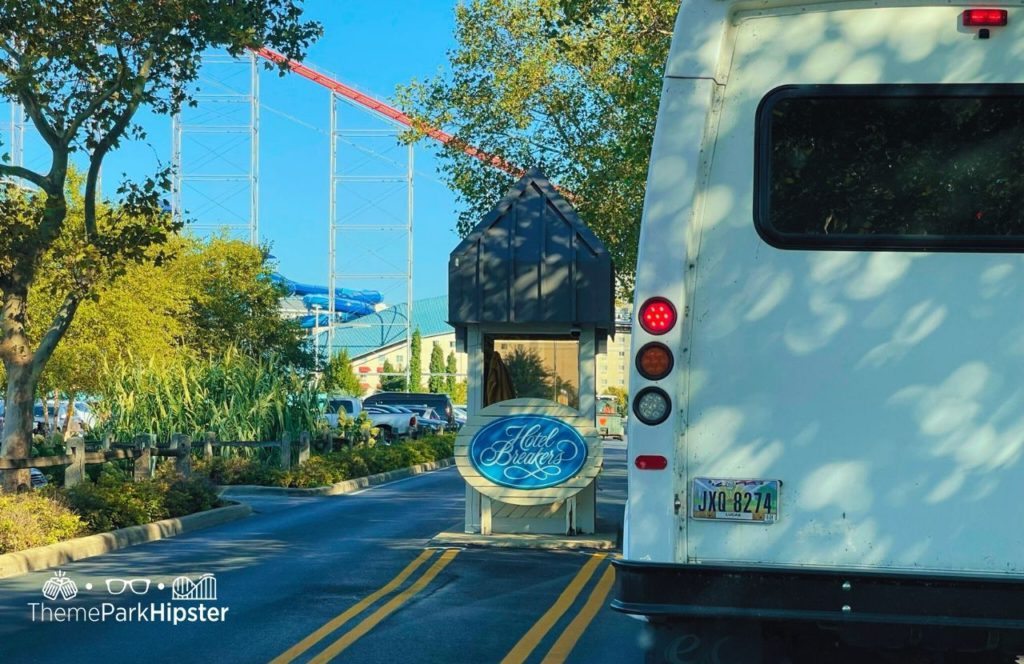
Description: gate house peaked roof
xmin=448 ymin=167 xmax=614 ymax=339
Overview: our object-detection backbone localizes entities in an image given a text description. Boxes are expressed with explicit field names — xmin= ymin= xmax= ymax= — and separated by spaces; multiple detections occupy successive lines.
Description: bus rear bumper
xmin=611 ymin=559 xmax=1024 ymax=637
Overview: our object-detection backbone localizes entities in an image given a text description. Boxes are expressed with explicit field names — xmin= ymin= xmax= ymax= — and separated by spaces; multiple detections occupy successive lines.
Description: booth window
xmin=484 ymin=337 xmax=580 ymax=408
xmin=755 ymin=84 xmax=1024 ymax=251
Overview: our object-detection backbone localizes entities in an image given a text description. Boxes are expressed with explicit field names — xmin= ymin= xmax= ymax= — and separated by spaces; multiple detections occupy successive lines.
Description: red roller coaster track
xmin=251 ymin=47 xmax=522 ymax=177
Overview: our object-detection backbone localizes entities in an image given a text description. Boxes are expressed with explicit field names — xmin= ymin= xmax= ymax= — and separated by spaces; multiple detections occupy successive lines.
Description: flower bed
xmin=0 ymin=464 xmax=222 ymax=555
xmin=195 ymin=433 xmax=455 ymax=489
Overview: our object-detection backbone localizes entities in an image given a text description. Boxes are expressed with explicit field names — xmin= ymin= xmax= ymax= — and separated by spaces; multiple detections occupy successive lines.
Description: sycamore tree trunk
xmin=1 ymin=286 xmax=36 ymax=491
xmin=0 ymin=276 xmax=81 ymax=492
xmin=0 ymin=176 xmax=82 ymax=491
xmin=50 ymin=390 xmax=59 ymax=436
xmin=62 ymin=391 xmax=76 ymax=439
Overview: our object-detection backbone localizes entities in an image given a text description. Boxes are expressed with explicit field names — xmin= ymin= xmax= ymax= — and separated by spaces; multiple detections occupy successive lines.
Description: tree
xmin=445 ymin=351 xmax=458 ymax=394
xmin=397 ymin=0 xmax=677 ymax=297
xmin=552 ymin=376 xmax=578 ymax=409
xmin=322 ymin=350 xmax=361 ymax=396
xmin=177 ymin=235 xmax=310 ymax=367
xmin=450 ymin=381 xmax=468 ymax=406
xmin=37 ymin=243 xmax=191 ymax=437
xmin=504 ymin=346 xmax=552 ymax=399
xmin=604 ymin=385 xmax=628 ymax=414
xmin=408 ymin=327 xmax=423 ymax=392
xmin=379 ymin=359 xmax=407 ymax=393
xmin=427 ymin=342 xmax=445 ymax=393
xmin=31 ymin=231 xmax=310 ymax=425
xmin=0 ymin=1 xmax=320 ymax=490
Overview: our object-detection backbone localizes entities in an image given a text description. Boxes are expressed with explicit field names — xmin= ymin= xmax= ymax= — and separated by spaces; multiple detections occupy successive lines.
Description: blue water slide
xmin=301 ymin=294 xmax=375 ymax=317
xmin=298 ymin=314 xmax=331 ymax=329
xmin=272 ymin=273 xmax=383 ymax=305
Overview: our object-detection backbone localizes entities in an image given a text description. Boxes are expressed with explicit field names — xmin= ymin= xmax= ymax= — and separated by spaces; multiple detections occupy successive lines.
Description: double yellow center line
xmin=271 ymin=548 xmax=460 ymax=664
xmin=501 ymin=553 xmax=616 ymax=664
xmin=272 ymin=548 xmax=613 ymax=664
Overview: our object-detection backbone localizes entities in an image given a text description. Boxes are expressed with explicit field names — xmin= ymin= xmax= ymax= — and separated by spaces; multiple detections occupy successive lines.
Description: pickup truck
xmin=323 ymin=396 xmax=417 ymax=442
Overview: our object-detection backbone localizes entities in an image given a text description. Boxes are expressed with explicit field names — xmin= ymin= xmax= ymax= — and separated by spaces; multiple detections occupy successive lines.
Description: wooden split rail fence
xmin=0 ymin=431 xmax=312 ymax=491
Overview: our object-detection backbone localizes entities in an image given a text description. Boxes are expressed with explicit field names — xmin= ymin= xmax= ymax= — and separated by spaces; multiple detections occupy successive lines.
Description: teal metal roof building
xmin=315 ymin=295 xmax=452 ymax=359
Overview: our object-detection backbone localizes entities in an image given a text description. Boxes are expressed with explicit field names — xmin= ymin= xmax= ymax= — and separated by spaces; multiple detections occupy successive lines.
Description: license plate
xmin=691 ymin=477 xmax=780 ymax=523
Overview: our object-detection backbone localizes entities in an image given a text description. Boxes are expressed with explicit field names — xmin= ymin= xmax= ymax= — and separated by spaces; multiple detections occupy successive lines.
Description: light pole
xmin=312 ymin=304 xmax=322 ymax=369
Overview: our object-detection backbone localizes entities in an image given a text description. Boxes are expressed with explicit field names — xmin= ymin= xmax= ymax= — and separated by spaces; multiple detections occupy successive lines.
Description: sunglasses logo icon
xmin=105 ymin=578 xmax=151 ymax=595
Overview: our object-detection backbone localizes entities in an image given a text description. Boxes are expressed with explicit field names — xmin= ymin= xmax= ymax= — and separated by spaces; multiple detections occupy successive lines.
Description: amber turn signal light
xmin=636 ymin=342 xmax=673 ymax=380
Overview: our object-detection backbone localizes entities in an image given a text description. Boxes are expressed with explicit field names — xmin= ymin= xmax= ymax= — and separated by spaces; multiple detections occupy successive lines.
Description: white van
xmin=614 ymin=0 xmax=1024 ymax=660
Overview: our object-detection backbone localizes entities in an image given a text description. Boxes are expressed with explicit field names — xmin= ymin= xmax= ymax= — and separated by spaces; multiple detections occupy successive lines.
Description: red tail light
xmin=639 ymin=298 xmax=677 ymax=335
xmin=410 ymin=416 xmax=417 ymax=427
xmin=963 ymin=9 xmax=1007 ymax=26
xmin=635 ymin=455 xmax=668 ymax=470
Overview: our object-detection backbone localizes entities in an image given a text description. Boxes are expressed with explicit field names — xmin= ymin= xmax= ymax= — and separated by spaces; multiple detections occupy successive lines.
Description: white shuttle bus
xmin=614 ymin=0 xmax=1024 ymax=660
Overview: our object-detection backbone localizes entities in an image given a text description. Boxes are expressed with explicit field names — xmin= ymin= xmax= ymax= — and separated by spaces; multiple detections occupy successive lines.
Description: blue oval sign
xmin=469 ymin=415 xmax=588 ymax=490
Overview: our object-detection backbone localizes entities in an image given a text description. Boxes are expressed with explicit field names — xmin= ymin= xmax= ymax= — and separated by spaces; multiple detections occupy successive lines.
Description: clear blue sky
xmin=20 ymin=1 xmax=465 ymax=304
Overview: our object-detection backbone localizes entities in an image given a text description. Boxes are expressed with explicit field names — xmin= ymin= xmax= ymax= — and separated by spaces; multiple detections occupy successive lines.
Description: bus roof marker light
xmin=963 ymin=9 xmax=1007 ymax=26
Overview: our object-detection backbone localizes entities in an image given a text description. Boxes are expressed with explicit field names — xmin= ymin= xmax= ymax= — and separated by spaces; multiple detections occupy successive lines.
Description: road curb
xmin=0 ymin=502 xmax=253 ymax=580
xmin=217 ymin=457 xmax=455 ymax=497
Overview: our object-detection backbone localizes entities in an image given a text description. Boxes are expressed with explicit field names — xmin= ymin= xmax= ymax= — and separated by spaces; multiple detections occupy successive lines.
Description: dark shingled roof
xmin=448 ymin=167 xmax=614 ymax=340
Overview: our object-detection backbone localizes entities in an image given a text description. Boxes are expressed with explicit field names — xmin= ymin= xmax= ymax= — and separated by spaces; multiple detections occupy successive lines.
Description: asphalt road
xmin=0 ymin=440 xmax=644 ymax=664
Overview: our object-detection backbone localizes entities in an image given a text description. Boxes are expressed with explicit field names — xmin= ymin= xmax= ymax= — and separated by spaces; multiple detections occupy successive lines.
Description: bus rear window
xmin=755 ymin=85 xmax=1024 ymax=251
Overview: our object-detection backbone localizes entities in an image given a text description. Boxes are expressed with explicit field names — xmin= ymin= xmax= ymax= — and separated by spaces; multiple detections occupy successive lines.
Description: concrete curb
xmin=217 ymin=457 xmax=455 ymax=497
xmin=430 ymin=530 xmax=618 ymax=552
xmin=0 ymin=502 xmax=253 ymax=580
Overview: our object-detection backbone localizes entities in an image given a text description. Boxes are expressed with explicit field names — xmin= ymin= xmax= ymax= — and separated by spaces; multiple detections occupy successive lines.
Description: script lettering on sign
xmin=469 ymin=415 xmax=588 ymax=489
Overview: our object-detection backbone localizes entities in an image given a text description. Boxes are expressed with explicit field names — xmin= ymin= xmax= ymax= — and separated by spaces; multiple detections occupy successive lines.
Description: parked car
xmin=57 ymin=402 xmax=96 ymax=431
xmin=32 ymin=403 xmax=56 ymax=434
xmin=30 ymin=468 xmax=47 ymax=489
xmin=30 ymin=401 xmax=95 ymax=434
xmin=323 ymin=396 xmax=358 ymax=422
xmin=361 ymin=404 xmax=419 ymax=441
xmin=452 ymin=406 xmax=467 ymax=428
xmin=363 ymin=392 xmax=455 ymax=427
xmin=323 ymin=396 xmax=418 ymax=442
xmin=402 ymin=405 xmax=447 ymax=434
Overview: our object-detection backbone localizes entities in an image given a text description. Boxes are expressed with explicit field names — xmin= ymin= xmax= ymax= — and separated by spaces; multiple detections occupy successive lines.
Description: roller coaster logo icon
xmin=171 ymin=573 xmax=217 ymax=601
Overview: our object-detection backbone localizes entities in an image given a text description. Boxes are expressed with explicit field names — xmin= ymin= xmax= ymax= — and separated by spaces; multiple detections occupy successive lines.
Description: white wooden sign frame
xmin=455 ymin=398 xmax=602 ymax=506
xmin=459 ymin=323 xmax=603 ymax=534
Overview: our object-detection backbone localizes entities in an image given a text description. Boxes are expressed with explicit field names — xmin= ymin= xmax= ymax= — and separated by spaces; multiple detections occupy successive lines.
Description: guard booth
xmin=449 ymin=167 xmax=615 ymax=536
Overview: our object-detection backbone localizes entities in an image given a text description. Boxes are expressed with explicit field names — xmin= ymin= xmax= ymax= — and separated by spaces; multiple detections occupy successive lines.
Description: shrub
xmin=193 ymin=456 xmax=284 ymax=486
xmin=94 ymin=348 xmax=321 ymax=445
xmin=422 ymin=434 xmax=455 ymax=460
xmin=0 ymin=492 xmax=85 ymax=554
xmin=281 ymin=456 xmax=337 ymax=488
xmin=334 ymin=412 xmax=377 ymax=447
xmin=192 ymin=433 xmax=455 ymax=489
xmin=277 ymin=433 xmax=455 ymax=489
xmin=65 ymin=466 xmax=167 ymax=532
xmin=64 ymin=463 xmax=222 ymax=532
xmin=164 ymin=476 xmax=221 ymax=518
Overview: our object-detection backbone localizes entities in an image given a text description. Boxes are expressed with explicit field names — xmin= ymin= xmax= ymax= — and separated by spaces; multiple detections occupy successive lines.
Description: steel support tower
xmin=171 ymin=52 xmax=259 ymax=244
xmin=328 ymin=93 xmax=414 ymax=386
xmin=1 ymin=101 xmax=25 ymax=180
xmin=250 ymin=48 xmax=521 ymax=381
